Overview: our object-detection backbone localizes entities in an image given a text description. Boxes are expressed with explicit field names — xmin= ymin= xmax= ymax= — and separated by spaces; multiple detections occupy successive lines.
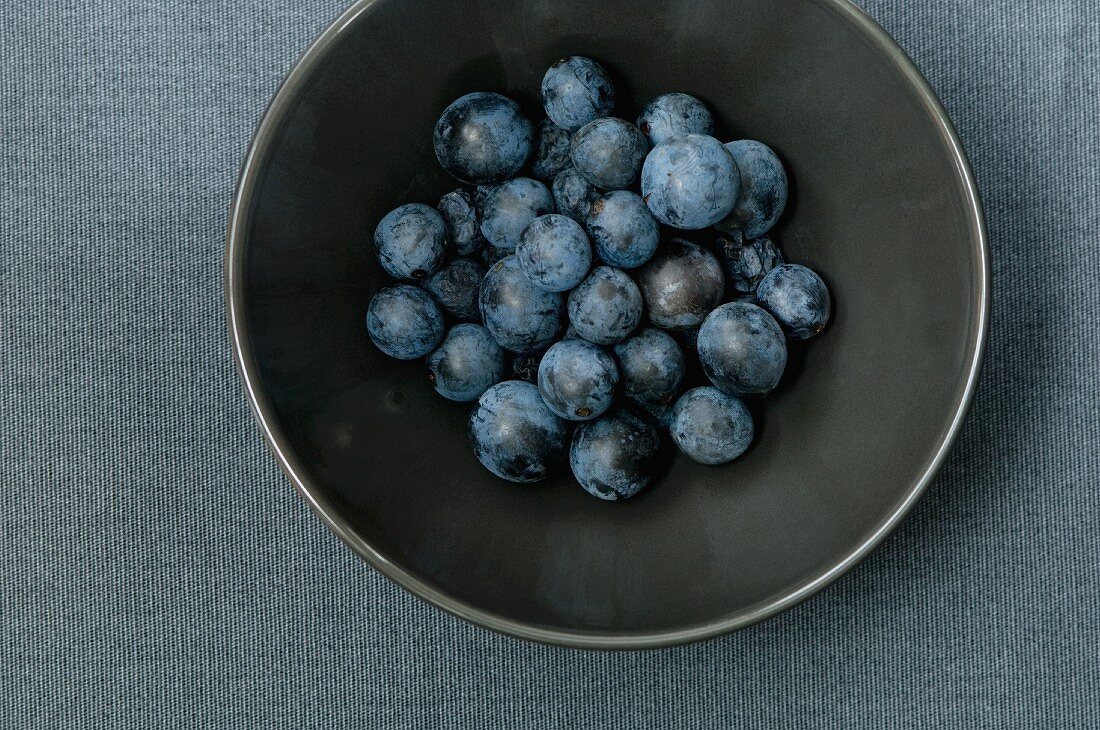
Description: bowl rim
xmin=225 ymin=0 xmax=990 ymax=650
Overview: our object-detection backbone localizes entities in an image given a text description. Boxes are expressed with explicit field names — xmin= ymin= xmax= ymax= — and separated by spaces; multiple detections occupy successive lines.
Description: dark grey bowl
xmin=226 ymin=0 xmax=988 ymax=648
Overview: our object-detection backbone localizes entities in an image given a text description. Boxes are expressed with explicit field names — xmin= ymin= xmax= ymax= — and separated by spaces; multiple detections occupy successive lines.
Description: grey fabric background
xmin=2 ymin=0 xmax=1098 ymax=726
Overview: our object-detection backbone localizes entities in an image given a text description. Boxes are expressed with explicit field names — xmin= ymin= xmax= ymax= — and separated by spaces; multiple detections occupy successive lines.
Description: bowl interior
xmin=232 ymin=0 xmax=985 ymax=644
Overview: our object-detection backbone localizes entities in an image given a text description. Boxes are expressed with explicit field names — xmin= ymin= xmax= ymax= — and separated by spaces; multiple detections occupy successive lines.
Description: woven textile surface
xmin=2 ymin=0 xmax=1098 ymax=726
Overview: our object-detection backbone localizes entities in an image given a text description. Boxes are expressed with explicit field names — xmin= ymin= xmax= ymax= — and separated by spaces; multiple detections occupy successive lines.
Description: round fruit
xmin=530 ymin=119 xmax=573 ymax=181
xmin=669 ymin=386 xmax=753 ymax=465
xmin=479 ymin=177 xmax=554 ymax=251
xmin=479 ymin=256 xmax=563 ymax=353
xmin=714 ymin=232 xmax=785 ymax=294
xmin=437 ymin=189 xmax=485 ymax=255
xmin=366 ymin=285 xmax=444 ymax=360
xmin=373 ymin=203 xmax=447 ymax=281
xmin=637 ymin=239 xmax=724 ymax=329
xmin=697 ymin=301 xmax=787 ymax=396
xmin=755 ymin=263 xmax=831 ymax=339
xmin=470 ymin=381 xmax=568 ymax=483
xmin=586 ymin=190 xmax=659 ymax=269
xmin=641 ymin=134 xmax=740 ymax=229
xmin=614 ymin=327 xmax=685 ymax=411
xmin=571 ymin=117 xmax=648 ymax=189
xmin=570 ymin=409 xmax=661 ymax=500
xmin=516 ymin=214 xmax=592 ymax=292
xmin=714 ymin=139 xmax=788 ymax=239
xmin=427 ymin=324 xmax=505 ymax=401
xmin=567 ymin=266 xmax=643 ymax=345
xmin=421 ymin=257 xmax=485 ymax=321
xmin=636 ymin=92 xmax=714 ymax=146
xmin=433 ymin=92 xmax=533 ymax=184
xmin=541 ymin=56 xmax=615 ymax=131
xmin=552 ymin=166 xmax=599 ymax=223
xmin=537 ymin=339 xmax=619 ymax=421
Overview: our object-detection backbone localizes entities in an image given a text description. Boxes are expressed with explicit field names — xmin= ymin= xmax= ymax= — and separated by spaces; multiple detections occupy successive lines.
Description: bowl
xmin=226 ymin=0 xmax=988 ymax=648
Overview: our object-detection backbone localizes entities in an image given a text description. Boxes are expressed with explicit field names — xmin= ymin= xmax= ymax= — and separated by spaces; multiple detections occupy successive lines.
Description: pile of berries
xmin=366 ymin=56 xmax=831 ymax=501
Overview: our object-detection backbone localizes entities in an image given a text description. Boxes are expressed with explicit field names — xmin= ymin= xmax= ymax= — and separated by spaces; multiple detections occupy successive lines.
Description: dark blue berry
xmin=427 ymin=323 xmax=505 ymax=401
xmin=641 ymin=134 xmax=739 ymax=229
xmin=669 ymin=387 xmax=753 ymax=464
xmin=479 ymin=256 xmax=563 ymax=353
xmin=421 ymin=257 xmax=485 ymax=321
xmin=433 ymin=92 xmax=533 ymax=185
xmin=571 ymin=117 xmax=648 ymax=189
xmin=541 ymin=56 xmax=615 ymax=131
xmin=637 ymin=239 xmax=724 ymax=329
xmin=636 ymin=93 xmax=714 ymax=146
xmin=438 ymin=189 xmax=485 ymax=255
xmin=755 ymin=263 xmax=831 ymax=339
xmin=697 ymin=301 xmax=787 ymax=396
xmin=366 ymin=285 xmax=444 ymax=360
xmin=530 ymin=119 xmax=573 ymax=181
xmin=373 ymin=203 xmax=447 ymax=281
xmin=714 ymin=232 xmax=784 ymax=294
xmin=551 ymin=166 xmax=599 ymax=223
xmin=515 ymin=214 xmax=592 ymax=292
xmin=586 ymin=190 xmax=659 ymax=269
xmin=470 ymin=380 xmax=568 ymax=483
xmin=537 ymin=339 xmax=619 ymax=421
xmin=479 ymin=177 xmax=554 ymax=251
xmin=567 ymin=266 xmax=642 ymax=345
xmin=714 ymin=140 xmax=788 ymax=239
xmin=570 ymin=409 xmax=661 ymax=500
xmin=614 ymin=327 xmax=685 ymax=412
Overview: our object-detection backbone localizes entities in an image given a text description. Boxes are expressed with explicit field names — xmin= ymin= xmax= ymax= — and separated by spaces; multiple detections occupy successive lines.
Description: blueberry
xmin=433 ymin=92 xmax=533 ymax=185
xmin=586 ymin=190 xmax=659 ymax=269
xmin=755 ymin=263 xmax=831 ymax=339
xmin=530 ymin=119 xmax=573 ymax=181
xmin=373 ymin=203 xmax=447 ymax=281
xmin=480 ymin=244 xmax=511 ymax=268
xmin=697 ymin=301 xmax=787 ymax=397
xmin=569 ymin=409 xmax=661 ymax=501
xmin=541 ymin=56 xmax=616 ymax=132
xmin=641 ymin=134 xmax=740 ymax=229
xmin=614 ymin=327 xmax=685 ymax=412
xmin=479 ymin=256 xmax=563 ymax=353
xmin=552 ymin=166 xmax=599 ymax=223
xmin=636 ymin=92 xmax=714 ymax=146
xmin=570 ymin=117 xmax=649 ymax=189
xmin=438 ymin=189 xmax=485 ymax=256
xmin=479 ymin=177 xmax=554 ymax=251
xmin=427 ymin=323 xmax=505 ymax=401
xmin=714 ymin=231 xmax=785 ymax=294
xmin=366 ymin=285 xmax=444 ymax=360
xmin=509 ymin=349 xmax=544 ymax=383
xmin=669 ymin=387 xmax=753 ymax=465
xmin=421 ymin=257 xmax=485 ymax=321
xmin=469 ymin=380 xmax=568 ymax=483
xmin=516 ymin=214 xmax=592 ymax=292
xmin=567 ymin=266 xmax=643 ymax=345
xmin=637 ymin=239 xmax=724 ymax=329
xmin=714 ymin=140 xmax=788 ymax=238
xmin=537 ymin=339 xmax=619 ymax=421
xmin=562 ymin=323 xmax=581 ymax=340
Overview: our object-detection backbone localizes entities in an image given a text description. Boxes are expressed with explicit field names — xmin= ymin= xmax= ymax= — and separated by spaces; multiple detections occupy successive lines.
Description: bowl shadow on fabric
xmin=231 ymin=0 xmax=987 ymax=646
